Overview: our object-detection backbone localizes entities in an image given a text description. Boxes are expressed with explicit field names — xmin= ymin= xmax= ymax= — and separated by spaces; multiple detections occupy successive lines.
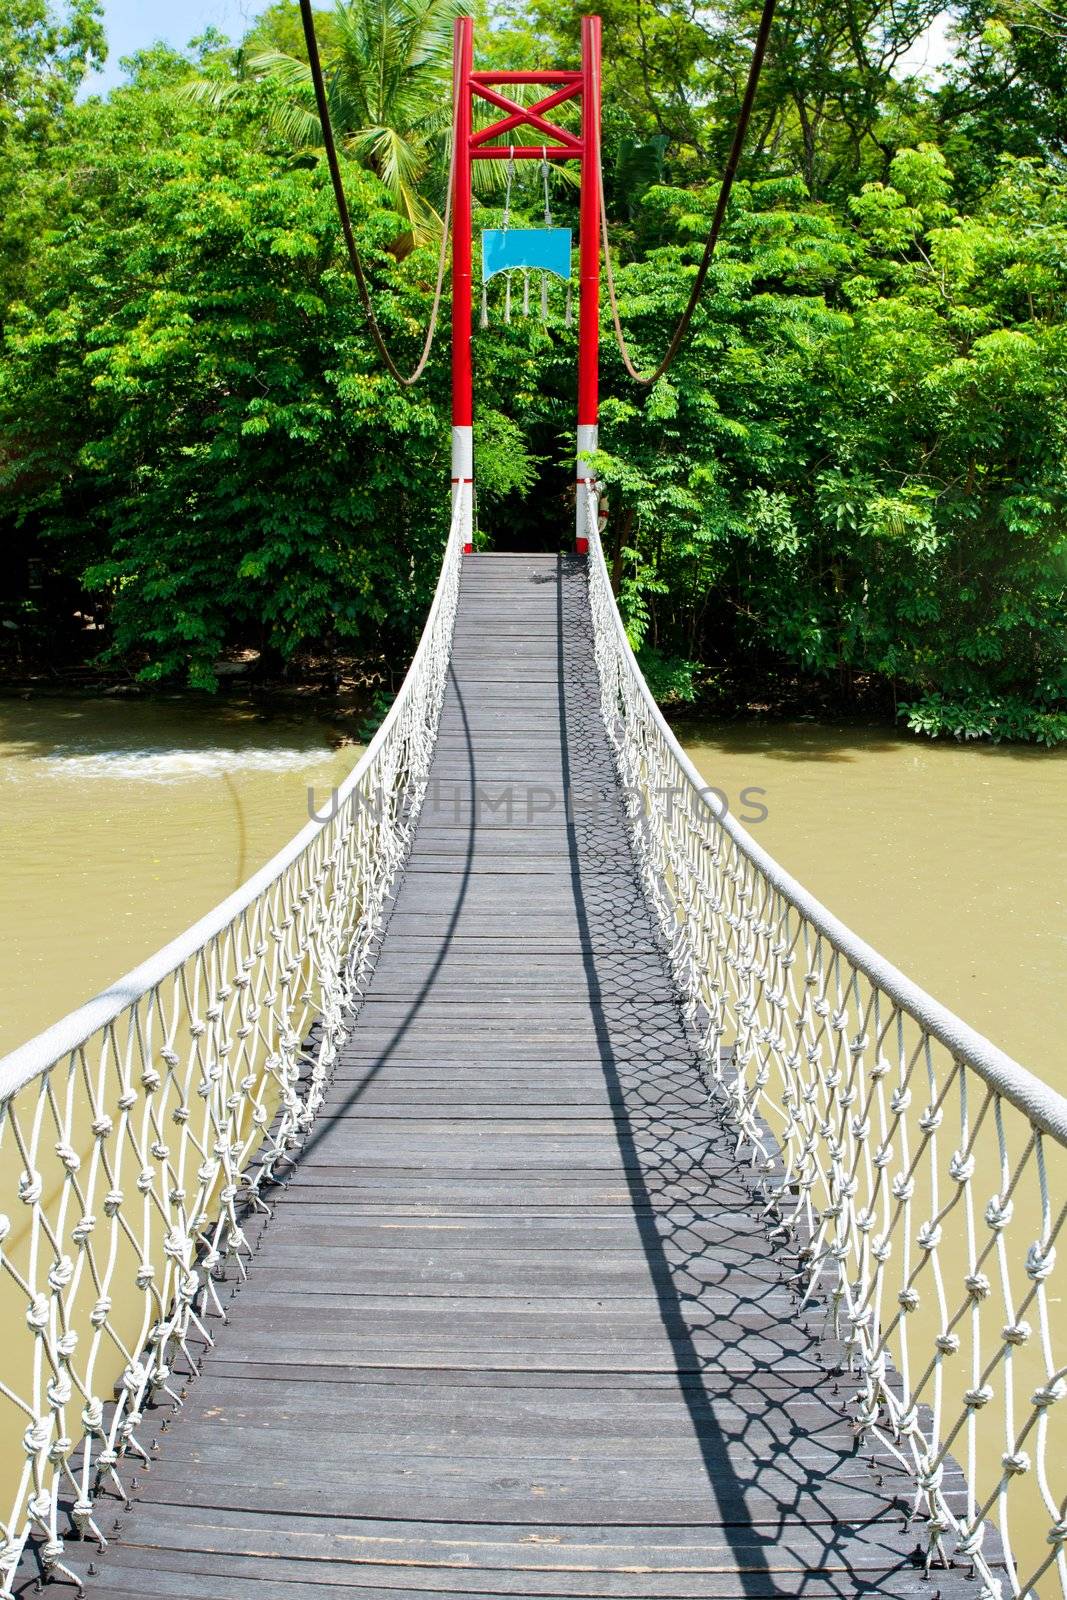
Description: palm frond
xmin=247 ymin=47 xmax=316 ymax=88
xmin=359 ymin=124 xmax=429 ymax=196
xmin=173 ymin=76 xmax=243 ymax=111
xmin=269 ymin=99 xmax=327 ymax=149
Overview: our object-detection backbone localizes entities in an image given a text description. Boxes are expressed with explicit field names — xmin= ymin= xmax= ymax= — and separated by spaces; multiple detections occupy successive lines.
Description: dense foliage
xmin=1 ymin=0 xmax=1065 ymax=739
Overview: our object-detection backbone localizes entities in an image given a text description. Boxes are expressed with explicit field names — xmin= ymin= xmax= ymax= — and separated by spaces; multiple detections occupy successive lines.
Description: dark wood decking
xmin=59 ymin=554 xmax=973 ymax=1599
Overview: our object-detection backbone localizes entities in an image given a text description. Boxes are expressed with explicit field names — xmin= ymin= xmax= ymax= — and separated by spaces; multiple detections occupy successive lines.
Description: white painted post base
xmin=576 ymin=422 xmax=598 ymax=553
xmin=451 ymin=425 xmax=474 ymax=553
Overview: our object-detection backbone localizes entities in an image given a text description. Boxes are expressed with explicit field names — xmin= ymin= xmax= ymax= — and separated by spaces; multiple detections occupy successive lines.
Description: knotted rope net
xmin=0 ymin=488 xmax=467 ymax=1597
xmin=582 ymin=488 xmax=1067 ymax=1600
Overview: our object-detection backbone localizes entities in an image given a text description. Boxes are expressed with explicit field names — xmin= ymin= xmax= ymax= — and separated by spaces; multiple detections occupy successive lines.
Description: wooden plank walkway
xmin=55 ymin=553 xmax=975 ymax=1599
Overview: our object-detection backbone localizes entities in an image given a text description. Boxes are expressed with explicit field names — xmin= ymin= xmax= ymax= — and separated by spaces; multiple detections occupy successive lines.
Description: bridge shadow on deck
xmin=553 ymin=560 xmax=777 ymax=1596
xmin=546 ymin=557 xmax=948 ymax=1596
xmin=42 ymin=552 xmax=972 ymax=1600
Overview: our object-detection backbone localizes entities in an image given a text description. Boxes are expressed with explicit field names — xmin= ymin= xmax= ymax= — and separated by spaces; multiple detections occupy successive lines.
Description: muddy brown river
xmin=679 ymin=718 xmax=1067 ymax=1082
xmin=0 ymin=696 xmax=359 ymax=1056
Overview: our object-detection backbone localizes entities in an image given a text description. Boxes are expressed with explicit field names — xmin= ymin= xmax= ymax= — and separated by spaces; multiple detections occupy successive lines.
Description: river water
xmin=0 ymin=696 xmax=359 ymax=1057
xmin=2 ymin=697 xmax=1064 ymax=1069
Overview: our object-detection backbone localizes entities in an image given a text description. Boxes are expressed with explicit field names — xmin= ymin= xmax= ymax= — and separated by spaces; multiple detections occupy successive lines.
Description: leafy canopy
xmin=1 ymin=0 xmax=1067 ymax=745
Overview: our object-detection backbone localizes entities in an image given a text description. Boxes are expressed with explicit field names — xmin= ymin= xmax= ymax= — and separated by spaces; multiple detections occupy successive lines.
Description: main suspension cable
xmin=298 ymin=0 xmax=453 ymax=386
xmin=599 ymin=0 xmax=778 ymax=387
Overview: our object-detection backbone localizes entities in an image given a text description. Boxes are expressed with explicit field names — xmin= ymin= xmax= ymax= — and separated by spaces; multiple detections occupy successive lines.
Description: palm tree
xmin=190 ymin=0 xmax=466 ymax=245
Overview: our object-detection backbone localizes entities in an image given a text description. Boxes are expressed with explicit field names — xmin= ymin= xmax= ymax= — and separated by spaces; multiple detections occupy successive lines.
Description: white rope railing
xmin=0 ymin=487 xmax=467 ymax=1598
xmin=583 ymin=492 xmax=1067 ymax=1600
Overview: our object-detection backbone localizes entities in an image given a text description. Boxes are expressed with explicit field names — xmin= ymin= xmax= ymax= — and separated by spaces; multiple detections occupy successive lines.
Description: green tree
xmin=0 ymin=0 xmax=107 ymax=307
xmin=240 ymin=0 xmax=342 ymax=60
xmin=4 ymin=0 xmax=1067 ymax=746
xmin=0 ymin=0 xmax=105 ymax=144
xmin=591 ymin=153 xmax=1067 ymax=740
xmin=516 ymin=0 xmax=942 ymax=196
xmin=0 ymin=78 xmax=453 ymax=687
xmin=936 ymin=0 xmax=1067 ymax=199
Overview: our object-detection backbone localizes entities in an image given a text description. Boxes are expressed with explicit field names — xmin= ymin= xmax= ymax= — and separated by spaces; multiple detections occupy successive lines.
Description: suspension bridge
xmin=2 ymin=12 xmax=1067 ymax=1600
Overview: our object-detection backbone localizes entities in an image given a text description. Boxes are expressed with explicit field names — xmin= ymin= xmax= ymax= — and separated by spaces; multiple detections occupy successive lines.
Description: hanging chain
xmin=541 ymin=146 xmax=552 ymax=226
xmin=502 ymin=143 xmax=516 ymax=232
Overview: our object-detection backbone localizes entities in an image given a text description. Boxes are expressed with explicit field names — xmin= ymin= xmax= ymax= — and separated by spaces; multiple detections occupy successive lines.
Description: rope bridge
xmin=0 ymin=489 xmax=1064 ymax=1600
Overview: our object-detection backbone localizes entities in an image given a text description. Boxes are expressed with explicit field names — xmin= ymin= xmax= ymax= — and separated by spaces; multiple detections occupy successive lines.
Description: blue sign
xmin=482 ymin=227 xmax=572 ymax=282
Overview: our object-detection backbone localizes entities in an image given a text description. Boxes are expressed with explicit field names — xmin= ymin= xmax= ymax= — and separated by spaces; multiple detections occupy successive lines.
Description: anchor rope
xmin=597 ymin=0 xmax=778 ymax=386
xmin=297 ymin=0 xmax=454 ymax=386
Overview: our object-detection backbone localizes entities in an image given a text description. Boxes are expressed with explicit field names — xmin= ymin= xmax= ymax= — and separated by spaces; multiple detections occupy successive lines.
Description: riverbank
xmin=0 ymin=650 xmax=388 ymax=737
xmin=653 ymin=657 xmax=1067 ymax=748
xmin=0 ymin=646 xmax=900 ymax=735
xmin=6 ymin=626 xmax=1065 ymax=749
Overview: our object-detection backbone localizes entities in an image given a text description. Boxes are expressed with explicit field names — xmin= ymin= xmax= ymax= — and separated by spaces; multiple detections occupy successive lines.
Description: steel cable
xmin=298 ymin=0 xmax=453 ymax=386
xmin=598 ymin=0 xmax=778 ymax=386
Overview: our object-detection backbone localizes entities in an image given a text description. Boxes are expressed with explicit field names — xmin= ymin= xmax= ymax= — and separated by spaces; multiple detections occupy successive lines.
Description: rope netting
xmin=0 ymin=488 xmax=467 ymax=1597
xmin=582 ymin=489 xmax=1067 ymax=1600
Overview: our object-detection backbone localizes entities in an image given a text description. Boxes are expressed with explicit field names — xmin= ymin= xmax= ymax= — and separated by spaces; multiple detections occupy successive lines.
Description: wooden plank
xmin=246 ymin=1213 xmax=786 ymax=1250
xmin=97 ymin=1457 xmax=908 ymax=1526
xmin=274 ymin=1177 xmax=762 ymax=1208
xmin=72 ymin=1562 xmax=946 ymax=1600
xmin=220 ymin=1250 xmax=794 ymax=1297
xmin=69 ymin=1502 xmax=941 ymax=1575
xmin=149 ymin=1381 xmax=862 ymax=1439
